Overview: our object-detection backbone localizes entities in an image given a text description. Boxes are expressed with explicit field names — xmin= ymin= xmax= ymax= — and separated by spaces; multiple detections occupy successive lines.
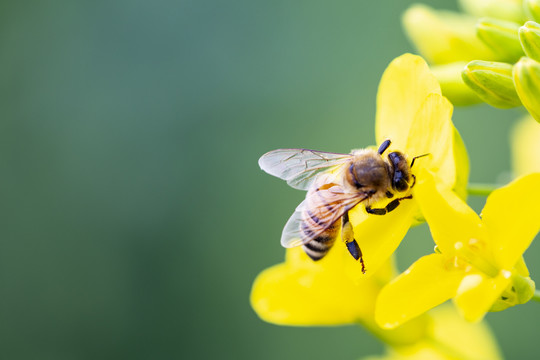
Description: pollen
xmin=467 ymin=238 xmax=485 ymax=251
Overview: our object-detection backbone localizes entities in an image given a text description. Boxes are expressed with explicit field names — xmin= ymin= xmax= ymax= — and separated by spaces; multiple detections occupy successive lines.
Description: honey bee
xmin=259 ymin=139 xmax=427 ymax=274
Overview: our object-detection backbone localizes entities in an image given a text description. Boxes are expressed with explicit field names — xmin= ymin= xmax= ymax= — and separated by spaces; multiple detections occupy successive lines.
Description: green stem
xmin=467 ymin=183 xmax=499 ymax=196
xmin=531 ymin=290 xmax=540 ymax=302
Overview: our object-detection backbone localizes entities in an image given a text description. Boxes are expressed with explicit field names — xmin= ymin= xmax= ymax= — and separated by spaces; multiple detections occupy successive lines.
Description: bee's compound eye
xmin=393 ymin=177 xmax=409 ymax=192
xmin=388 ymin=152 xmax=411 ymax=192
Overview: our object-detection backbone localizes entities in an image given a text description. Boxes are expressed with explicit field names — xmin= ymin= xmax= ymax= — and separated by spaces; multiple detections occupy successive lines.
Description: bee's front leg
xmin=365 ymin=194 xmax=413 ymax=215
xmin=342 ymin=211 xmax=366 ymax=274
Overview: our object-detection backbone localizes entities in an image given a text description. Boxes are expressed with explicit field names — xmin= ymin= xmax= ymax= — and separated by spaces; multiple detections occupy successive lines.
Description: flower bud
xmin=430 ymin=62 xmax=482 ymax=106
xmin=514 ymin=56 xmax=540 ymax=122
xmin=402 ymin=4 xmax=497 ymax=64
xmin=461 ymin=60 xmax=521 ymax=108
xmin=458 ymin=0 xmax=525 ymax=23
xmin=519 ymin=21 xmax=540 ymax=62
xmin=524 ymin=0 xmax=540 ymax=23
xmin=490 ymin=274 xmax=535 ymax=312
xmin=477 ymin=18 xmax=523 ymax=63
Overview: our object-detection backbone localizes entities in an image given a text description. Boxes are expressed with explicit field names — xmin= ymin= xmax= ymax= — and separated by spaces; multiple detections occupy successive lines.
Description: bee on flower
xmin=258 ymin=140 xmax=427 ymax=273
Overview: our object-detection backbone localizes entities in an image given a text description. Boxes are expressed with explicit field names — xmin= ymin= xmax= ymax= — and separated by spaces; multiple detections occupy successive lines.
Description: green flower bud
xmin=490 ymin=275 xmax=535 ymax=312
xmin=458 ymin=0 xmax=525 ymax=23
xmin=524 ymin=0 xmax=540 ymax=23
xmin=519 ymin=21 xmax=540 ymax=62
xmin=514 ymin=275 xmax=536 ymax=304
xmin=430 ymin=62 xmax=482 ymax=106
xmin=514 ymin=56 xmax=540 ymax=122
xmin=477 ymin=17 xmax=523 ymax=63
xmin=462 ymin=60 xmax=521 ymax=108
xmin=402 ymin=4 xmax=497 ymax=64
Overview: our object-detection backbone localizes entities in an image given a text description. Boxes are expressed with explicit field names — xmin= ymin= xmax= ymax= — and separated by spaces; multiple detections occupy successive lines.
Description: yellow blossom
xmin=363 ymin=304 xmax=502 ymax=360
xmin=252 ymin=54 xmax=468 ymax=326
xmin=401 ymin=2 xmax=531 ymax=107
xmin=375 ymin=173 xmax=540 ymax=328
xmin=350 ymin=54 xmax=468 ymax=279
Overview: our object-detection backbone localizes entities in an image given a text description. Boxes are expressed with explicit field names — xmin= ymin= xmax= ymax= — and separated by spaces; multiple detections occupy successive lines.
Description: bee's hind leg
xmin=342 ymin=211 xmax=366 ymax=274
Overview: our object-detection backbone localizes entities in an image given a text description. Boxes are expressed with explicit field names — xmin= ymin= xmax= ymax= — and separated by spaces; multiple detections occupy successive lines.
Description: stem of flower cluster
xmin=467 ymin=183 xmax=499 ymax=196
xmin=531 ymin=290 xmax=540 ymax=302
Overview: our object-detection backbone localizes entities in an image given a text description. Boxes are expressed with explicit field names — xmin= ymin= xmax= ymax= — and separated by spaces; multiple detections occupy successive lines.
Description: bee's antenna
xmin=377 ymin=139 xmax=391 ymax=155
xmin=410 ymin=153 xmax=430 ymax=168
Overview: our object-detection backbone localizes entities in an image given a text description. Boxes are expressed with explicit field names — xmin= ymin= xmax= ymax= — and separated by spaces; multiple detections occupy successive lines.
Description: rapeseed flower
xmin=363 ymin=305 xmax=502 ymax=360
xmin=375 ymin=173 xmax=540 ymax=328
xmin=401 ymin=1 xmax=540 ymax=109
xmin=252 ymin=53 xmax=468 ymax=325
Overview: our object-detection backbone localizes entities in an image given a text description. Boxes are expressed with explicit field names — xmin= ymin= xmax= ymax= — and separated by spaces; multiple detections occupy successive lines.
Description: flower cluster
xmin=403 ymin=0 xmax=540 ymax=123
xmin=251 ymin=2 xmax=540 ymax=359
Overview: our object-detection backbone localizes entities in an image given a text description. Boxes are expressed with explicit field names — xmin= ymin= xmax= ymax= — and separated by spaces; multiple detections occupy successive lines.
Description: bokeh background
xmin=1 ymin=0 xmax=539 ymax=359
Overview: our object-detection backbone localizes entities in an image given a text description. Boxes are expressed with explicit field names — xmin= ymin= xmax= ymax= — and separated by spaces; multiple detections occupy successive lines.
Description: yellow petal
xmin=452 ymin=127 xmax=470 ymax=200
xmin=403 ymin=93 xmax=455 ymax=189
xmin=366 ymin=304 xmax=503 ymax=360
xmin=375 ymin=254 xmax=465 ymax=329
xmin=415 ymin=171 xmax=481 ymax=255
xmin=481 ymin=173 xmax=540 ymax=270
xmin=454 ymin=272 xmax=511 ymax=322
xmin=250 ymin=248 xmax=380 ymax=326
xmin=511 ymin=115 xmax=540 ymax=176
xmin=348 ymin=199 xmax=416 ymax=281
xmin=375 ymin=54 xmax=441 ymax=150
xmin=426 ymin=304 xmax=503 ymax=360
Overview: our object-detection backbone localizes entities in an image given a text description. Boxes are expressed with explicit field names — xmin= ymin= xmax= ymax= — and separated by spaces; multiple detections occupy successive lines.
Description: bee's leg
xmin=342 ymin=211 xmax=366 ymax=274
xmin=365 ymin=195 xmax=413 ymax=215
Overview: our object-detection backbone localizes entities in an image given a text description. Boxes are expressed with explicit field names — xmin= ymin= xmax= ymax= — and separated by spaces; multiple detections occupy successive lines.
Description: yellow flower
xmin=363 ymin=304 xmax=502 ymax=360
xmin=250 ymin=247 xmax=393 ymax=326
xmin=401 ymin=2 xmax=532 ymax=107
xmin=251 ymin=251 xmax=503 ymax=360
xmin=349 ymin=53 xmax=468 ymax=280
xmin=375 ymin=173 xmax=540 ymax=328
xmin=511 ymin=115 xmax=540 ymax=176
xmin=252 ymin=54 xmax=468 ymax=326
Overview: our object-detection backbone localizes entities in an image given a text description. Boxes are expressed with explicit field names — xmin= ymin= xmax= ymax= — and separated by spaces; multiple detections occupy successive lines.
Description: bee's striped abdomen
xmin=300 ymin=184 xmax=343 ymax=261
xmin=301 ymin=220 xmax=340 ymax=260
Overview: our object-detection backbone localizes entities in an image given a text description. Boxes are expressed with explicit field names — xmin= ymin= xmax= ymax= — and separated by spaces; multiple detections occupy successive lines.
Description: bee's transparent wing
xmin=280 ymin=184 xmax=368 ymax=248
xmin=280 ymin=200 xmax=308 ymax=248
xmin=258 ymin=149 xmax=352 ymax=190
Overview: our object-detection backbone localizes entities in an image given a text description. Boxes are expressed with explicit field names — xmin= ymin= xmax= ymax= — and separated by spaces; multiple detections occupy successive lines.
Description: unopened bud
xmin=477 ymin=18 xmax=523 ymax=63
xmin=402 ymin=4 xmax=496 ymax=64
xmin=462 ymin=60 xmax=521 ymax=108
xmin=514 ymin=56 xmax=540 ymax=123
xmin=524 ymin=0 xmax=540 ymax=23
xmin=430 ymin=62 xmax=482 ymax=106
xmin=519 ymin=21 xmax=540 ymax=62
xmin=490 ymin=274 xmax=535 ymax=312
xmin=458 ymin=0 xmax=525 ymax=23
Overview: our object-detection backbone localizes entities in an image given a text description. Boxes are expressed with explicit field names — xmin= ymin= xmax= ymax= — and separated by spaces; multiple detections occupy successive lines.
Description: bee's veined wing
xmin=258 ymin=149 xmax=352 ymax=190
xmin=280 ymin=200 xmax=309 ymax=248
xmin=280 ymin=184 xmax=368 ymax=248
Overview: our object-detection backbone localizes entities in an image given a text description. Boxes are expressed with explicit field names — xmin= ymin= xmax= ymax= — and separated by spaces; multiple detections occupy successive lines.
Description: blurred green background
xmin=1 ymin=0 xmax=539 ymax=359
